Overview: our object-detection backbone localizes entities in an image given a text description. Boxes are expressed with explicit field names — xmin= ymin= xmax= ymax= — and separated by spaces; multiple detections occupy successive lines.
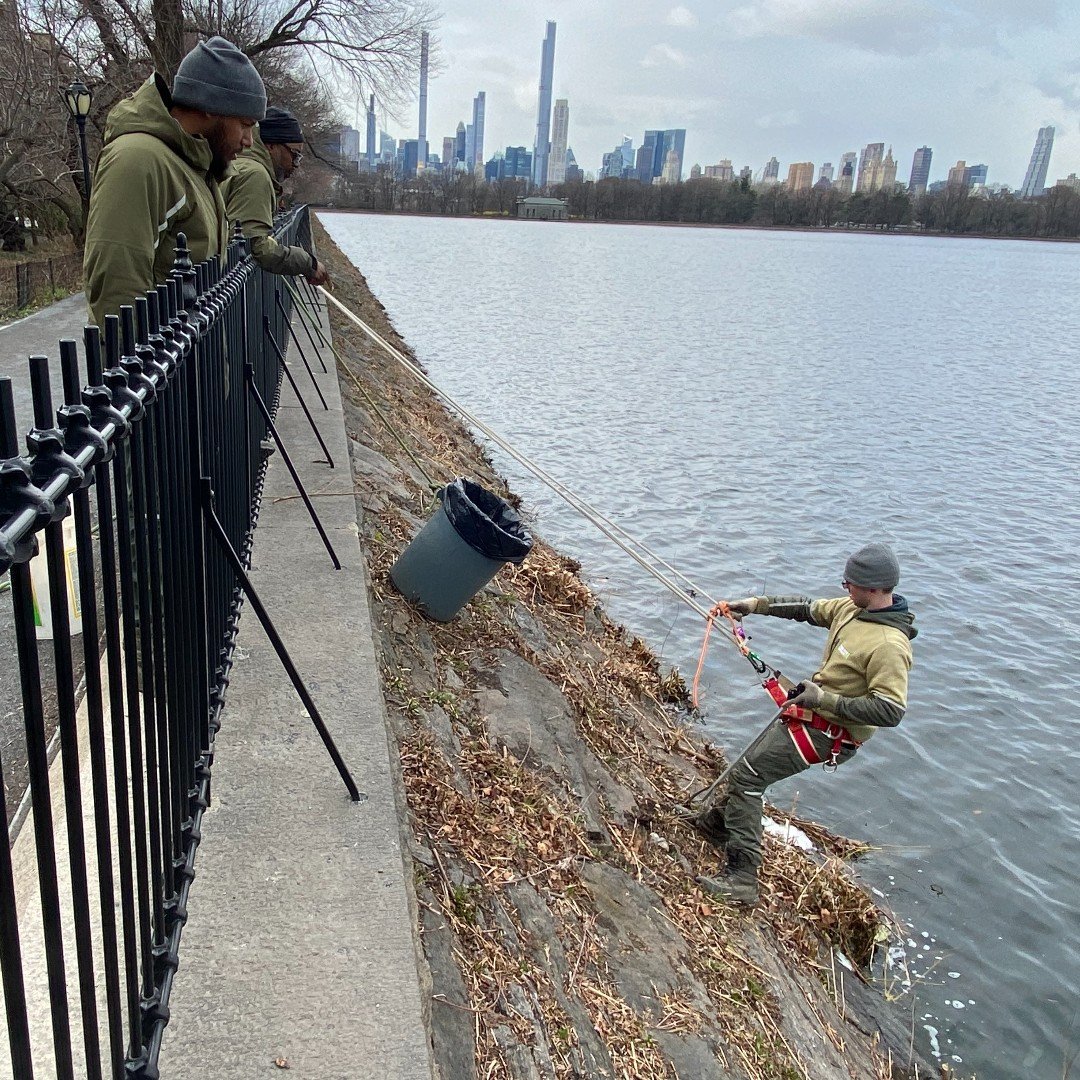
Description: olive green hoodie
xmin=753 ymin=594 xmax=917 ymax=743
xmin=84 ymin=74 xmax=228 ymax=328
xmin=221 ymin=135 xmax=313 ymax=277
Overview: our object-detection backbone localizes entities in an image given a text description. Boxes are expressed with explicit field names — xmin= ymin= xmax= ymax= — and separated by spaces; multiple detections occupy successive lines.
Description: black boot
xmin=698 ymin=848 xmax=759 ymax=905
xmin=692 ymin=805 xmax=730 ymax=850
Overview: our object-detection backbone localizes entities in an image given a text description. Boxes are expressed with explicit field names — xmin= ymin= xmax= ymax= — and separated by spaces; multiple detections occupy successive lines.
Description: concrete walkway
xmin=0 ymin=293 xmax=89 ymax=435
xmin=0 ymin=291 xmax=433 ymax=1079
xmin=163 ymin=294 xmax=432 ymax=1078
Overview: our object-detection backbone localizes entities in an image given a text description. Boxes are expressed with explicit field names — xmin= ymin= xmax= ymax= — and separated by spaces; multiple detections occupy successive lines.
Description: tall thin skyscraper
xmin=465 ymin=124 xmax=474 ymax=169
xmin=548 ymin=98 xmax=569 ymax=184
xmin=1020 ymin=126 xmax=1055 ymax=197
xmin=455 ymin=122 xmax=466 ymax=167
xmin=532 ymin=21 xmax=556 ymax=187
xmin=908 ymin=146 xmax=932 ymax=194
xmin=366 ymin=95 xmax=377 ymax=167
xmin=472 ymin=92 xmax=486 ymax=172
xmin=417 ymin=31 xmax=429 ymax=168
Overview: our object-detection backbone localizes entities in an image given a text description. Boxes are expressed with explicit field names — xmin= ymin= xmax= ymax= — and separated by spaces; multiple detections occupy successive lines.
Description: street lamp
xmin=64 ymin=79 xmax=93 ymax=209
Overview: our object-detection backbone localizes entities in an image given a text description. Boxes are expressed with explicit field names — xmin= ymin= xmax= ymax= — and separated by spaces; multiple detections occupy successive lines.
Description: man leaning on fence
xmin=222 ymin=106 xmax=329 ymax=286
xmin=83 ymin=36 xmax=266 ymax=328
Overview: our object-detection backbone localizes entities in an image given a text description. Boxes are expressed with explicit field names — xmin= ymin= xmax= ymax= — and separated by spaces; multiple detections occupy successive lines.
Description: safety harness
xmin=693 ymin=602 xmax=860 ymax=772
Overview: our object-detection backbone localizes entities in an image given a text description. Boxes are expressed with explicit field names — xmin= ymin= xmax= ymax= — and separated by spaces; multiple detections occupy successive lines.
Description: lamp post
xmin=64 ymin=79 xmax=93 ymax=210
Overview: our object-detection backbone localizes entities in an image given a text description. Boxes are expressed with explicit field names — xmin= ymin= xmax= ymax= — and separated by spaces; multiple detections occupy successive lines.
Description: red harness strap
xmin=762 ymin=677 xmax=860 ymax=768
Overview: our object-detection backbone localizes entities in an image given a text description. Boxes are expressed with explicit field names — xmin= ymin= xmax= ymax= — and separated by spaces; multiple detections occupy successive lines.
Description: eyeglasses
xmin=285 ymin=145 xmax=304 ymax=166
xmin=841 ymin=580 xmax=851 ymax=589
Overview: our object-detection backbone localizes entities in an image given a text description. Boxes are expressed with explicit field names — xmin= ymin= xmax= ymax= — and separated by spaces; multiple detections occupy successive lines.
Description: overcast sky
xmin=362 ymin=0 xmax=1080 ymax=188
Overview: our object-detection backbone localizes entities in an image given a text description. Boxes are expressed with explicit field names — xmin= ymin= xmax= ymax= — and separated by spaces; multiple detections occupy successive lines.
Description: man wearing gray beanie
xmin=84 ymin=36 xmax=267 ymax=326
xmin=223 ymin=105 xmax=329 ymax=285
xmin=689 ymin=543 xmax=918 ymax=905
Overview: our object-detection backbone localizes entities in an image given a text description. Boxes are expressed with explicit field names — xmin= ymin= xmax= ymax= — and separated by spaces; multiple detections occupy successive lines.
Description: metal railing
xmin=0 ymin=205 xmax=355 ymax=1079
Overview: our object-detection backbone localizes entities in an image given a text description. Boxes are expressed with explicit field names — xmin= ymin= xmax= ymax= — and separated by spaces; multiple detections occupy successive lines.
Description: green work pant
xmin=713 ymin=722 xmax=856 ymax=869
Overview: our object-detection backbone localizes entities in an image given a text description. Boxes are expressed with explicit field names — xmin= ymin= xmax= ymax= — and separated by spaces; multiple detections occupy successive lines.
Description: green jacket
xmin=753 ymin=594 xmax=917 ymax=743
xmin=84 ymin=74 xmax=228 ymax=328
xmin=222 ymin=136 xmax=313 ymax=276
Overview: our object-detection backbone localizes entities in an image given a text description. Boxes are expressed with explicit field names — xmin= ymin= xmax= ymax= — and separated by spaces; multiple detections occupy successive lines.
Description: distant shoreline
xmin=313 ymin=206 xmax=1079 ymax=244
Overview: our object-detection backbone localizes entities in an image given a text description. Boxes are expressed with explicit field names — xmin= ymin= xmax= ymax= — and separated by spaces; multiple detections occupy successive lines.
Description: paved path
xmin=162 ymin=296 xmax=433 ymax=1079
xmin=0 ymin=293 xmax=89 ymax=436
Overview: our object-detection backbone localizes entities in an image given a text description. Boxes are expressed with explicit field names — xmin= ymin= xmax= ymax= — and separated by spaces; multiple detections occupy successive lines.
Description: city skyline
xmin=375 ymin=0 xmax=1079 ymax=189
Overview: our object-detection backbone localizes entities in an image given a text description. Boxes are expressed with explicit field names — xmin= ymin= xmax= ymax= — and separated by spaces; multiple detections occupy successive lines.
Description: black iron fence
xmin=0 ymin=205 xmax=354 ymax=1079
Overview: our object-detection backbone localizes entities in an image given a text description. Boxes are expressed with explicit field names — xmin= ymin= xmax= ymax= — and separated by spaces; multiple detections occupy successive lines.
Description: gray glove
xmin=786 ymin=680 xmax=824 ymax=709
xmin=724 ymin=597 xmax=758 ymax=619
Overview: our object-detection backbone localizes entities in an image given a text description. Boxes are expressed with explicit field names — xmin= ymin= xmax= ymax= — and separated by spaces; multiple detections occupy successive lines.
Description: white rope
xmin=318 ymin=286 xmax=747 ymax=653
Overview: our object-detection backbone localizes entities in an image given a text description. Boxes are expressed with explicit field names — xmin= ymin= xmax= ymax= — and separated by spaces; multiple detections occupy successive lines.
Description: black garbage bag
xmin=441 ymin=478 xmax=533 ymax=564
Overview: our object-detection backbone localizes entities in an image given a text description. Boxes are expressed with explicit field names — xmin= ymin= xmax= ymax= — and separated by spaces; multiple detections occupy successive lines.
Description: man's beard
xmin=206 ymin=120 xmax=232 ymax=181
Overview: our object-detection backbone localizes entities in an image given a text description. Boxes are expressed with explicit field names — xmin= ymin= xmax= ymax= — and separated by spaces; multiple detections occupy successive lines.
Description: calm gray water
xmin=322 ymin=212 xmax=1080 ymax=1079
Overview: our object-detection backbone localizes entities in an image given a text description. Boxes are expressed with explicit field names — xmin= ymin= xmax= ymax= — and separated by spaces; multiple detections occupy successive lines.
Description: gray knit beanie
xmin=844 ymin=543 xmax=900 ymax=589
xmin=172 ymin=36 xmax=266 ymax=120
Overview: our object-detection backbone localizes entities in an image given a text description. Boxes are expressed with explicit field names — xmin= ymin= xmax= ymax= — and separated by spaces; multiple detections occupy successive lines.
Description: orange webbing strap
xmin=691 ymin=601 xmax=726 ymax=710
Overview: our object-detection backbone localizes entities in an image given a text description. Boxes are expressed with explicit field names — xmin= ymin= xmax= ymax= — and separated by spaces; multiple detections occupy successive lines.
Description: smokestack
xmin=418 ymin=31 xmax=429 ymax=167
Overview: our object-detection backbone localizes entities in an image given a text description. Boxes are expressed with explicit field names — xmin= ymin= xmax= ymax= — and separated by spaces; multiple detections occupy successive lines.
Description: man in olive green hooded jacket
xmin=222 ymin=105 xmax=329 ymax=284
xmin=84 ymin=36 xmax=266 ymax=327
xmin=692 ymin=543 xmax=918 ymax=905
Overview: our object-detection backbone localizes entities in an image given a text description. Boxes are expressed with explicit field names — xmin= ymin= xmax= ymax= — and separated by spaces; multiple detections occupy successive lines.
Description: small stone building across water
xmin=516 ymin=196 xmax=569 ymax=221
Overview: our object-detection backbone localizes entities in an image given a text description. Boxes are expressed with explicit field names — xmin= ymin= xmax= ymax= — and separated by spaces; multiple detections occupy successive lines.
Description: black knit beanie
xmin=259 ymin=106 xmax=305 ymax=144
xmin=172 ymin=36 xmax=266 ymax=120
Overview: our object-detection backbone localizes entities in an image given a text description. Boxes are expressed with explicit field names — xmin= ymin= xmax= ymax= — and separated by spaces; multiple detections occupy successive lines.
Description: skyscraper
xmin=465 ymin=124 xmax=474 ymax=169
xmin=532 ymin=21 xmax=557 ymax=187
xmin=947 ymin=160 xmax=968 ymax=187
xmin=819 ymin=162 xmax=834 ymax=184
xmin=339 ymin=127 xmax=360 ymax=163
xmin=908 ymin=146 xmax=932 ymax=195
xmin=857 ymin=143 xmax=884 ymax=192
xmin=472 ymin=92 xmax=486 ymax=172
xmin=548 ymin=98 xmax=569 ymax=184
xmin=455 ymin=122 xmax=466 ymax=168
xmin=442 ymin=137 xmax=454 ymax=172
xmin=635 ymin=129 xmax=685 ymax=183
xmin=366 ymin=95 xmax=377 ymax=168
xmin=786 ymin=162 xmax=814 ymax=192
xmin=836 ymin=158 xmax=855 ymax=194
xmin=661 ymin=149 xmax=680 ymax=184
xmin=967 ymin=163 xmax=988 ymax=188
xmin=1020 ymin=126 xmax=1055 ymax=197
xmin=417 ymin=31 xmax=429 ymax=170
xmin=762 ymin=156 xmax=780 ymax=183
xmin=880 ymin=147 xmax=897 ymax=190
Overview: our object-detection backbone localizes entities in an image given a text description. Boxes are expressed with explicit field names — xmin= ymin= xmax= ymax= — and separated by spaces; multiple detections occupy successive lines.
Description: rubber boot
xmin=698 ymin=848 xmax=759 ymax=905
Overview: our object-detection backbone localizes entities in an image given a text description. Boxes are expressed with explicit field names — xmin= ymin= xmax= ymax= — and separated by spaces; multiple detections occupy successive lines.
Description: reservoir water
xmin=322 ymin=211 xmax=1080 ymax=1079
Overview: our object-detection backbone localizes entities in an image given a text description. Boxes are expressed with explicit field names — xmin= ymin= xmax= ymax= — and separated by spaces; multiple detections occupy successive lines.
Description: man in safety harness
xmin=693 ymin=543 xmax=917 ymax=905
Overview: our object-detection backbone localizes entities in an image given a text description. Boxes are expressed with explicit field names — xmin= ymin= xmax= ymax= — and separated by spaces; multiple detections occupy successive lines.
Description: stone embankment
xmin=314 ymin=215 xmax=940 ymax=1080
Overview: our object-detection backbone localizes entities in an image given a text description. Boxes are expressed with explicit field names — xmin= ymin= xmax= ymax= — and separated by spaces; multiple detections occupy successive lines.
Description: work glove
xmin=786 ymin=680 xmax=824 ymax=709
xmin=724 ymin=597 xmax=758 ymax=619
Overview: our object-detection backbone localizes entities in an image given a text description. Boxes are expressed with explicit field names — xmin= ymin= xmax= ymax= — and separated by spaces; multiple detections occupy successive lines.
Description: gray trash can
xmin=390 ymin=478 xmax=533 ymax=622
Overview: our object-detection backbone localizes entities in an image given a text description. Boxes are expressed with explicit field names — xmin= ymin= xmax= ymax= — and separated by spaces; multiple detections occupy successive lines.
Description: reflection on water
xmin=323 ymin=211 xmax=1080 ymax=1080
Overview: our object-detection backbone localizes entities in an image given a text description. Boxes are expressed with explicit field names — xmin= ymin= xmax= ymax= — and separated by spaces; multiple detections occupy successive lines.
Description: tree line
xmin=315 ymin=167 xmax=1080 ymax=240
xmin=0 ymin=0 xmax=432 ymax=249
